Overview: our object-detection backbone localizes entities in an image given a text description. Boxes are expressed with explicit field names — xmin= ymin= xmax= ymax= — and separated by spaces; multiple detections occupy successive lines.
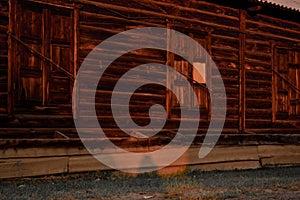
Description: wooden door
xmin=288 ymin=51 xmax=300 ymax=117
xmin=17 ymin=4 xmax=44 ymax=105
xmin=275 ymin=48 xmax=300 ymax=119
xmin=14 ymin=1 xmax=74 ymax=109
xmin=48 ymin=8 xmax=73 ymax=104
xmin=276 ymin=48 xmax=289 ymax=118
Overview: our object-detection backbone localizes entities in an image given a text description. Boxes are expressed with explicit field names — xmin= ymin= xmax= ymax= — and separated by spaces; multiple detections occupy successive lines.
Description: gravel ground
xmin=1 ymin=166 xmax=299 ymax=200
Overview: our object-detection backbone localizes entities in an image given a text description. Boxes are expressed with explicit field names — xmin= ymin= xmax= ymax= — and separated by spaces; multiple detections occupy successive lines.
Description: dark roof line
xmin=252 ymin=0 xmax=300 ymax=12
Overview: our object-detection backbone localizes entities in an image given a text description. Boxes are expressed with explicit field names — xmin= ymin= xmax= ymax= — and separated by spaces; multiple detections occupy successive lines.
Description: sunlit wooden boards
xmin=258 ymin=145 xmax=300 ymax=166
xmin=0 ymin=157 xmax=68 ymax=179
xmin=0 ymin=145 xmax=299 ymax=179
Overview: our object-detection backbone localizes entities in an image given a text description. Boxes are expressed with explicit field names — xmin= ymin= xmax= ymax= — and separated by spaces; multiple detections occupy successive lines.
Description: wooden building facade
xmin=0 ymin=0 xmax=299 ymax=178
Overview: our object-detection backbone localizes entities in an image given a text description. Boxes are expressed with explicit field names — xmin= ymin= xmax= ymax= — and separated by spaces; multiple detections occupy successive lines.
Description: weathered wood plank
xmin=1 ymin=144 xmax=300 ymax=178
xmin=1 ymin=147 xmax=89 ymax=159
xmin=69 ymin=155 xmax=110 ymax=173
xmin=258 ymin=145 xmax=300 ymax=157
xmin=0 ymin=157 xmax=68 ymax=179
xmin=192 ymin=161 xmax=260 ymax=171
xmin=261 ymin=155 xmax=300 ymax=166
xmin=69 ymin=146 xmax=260 ymax=173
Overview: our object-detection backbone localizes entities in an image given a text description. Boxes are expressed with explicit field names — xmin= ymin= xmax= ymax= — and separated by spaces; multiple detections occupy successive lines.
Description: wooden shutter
xmin=13 ymin=1 xmax=75 ymax=110
xmin=48 ymin=8 xmax=73 ymax=104
xmin=17 ymin=4 xmax=44 ymax=104
xmin=275 ymin=48 xmax=300 ymax=119
xmin=288 ymin=51 xmax=300 ymax=116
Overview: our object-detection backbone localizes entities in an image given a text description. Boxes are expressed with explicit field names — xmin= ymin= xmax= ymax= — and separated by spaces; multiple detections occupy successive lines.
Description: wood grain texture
xmin=0 ymin=157 xmax=68 ymax=179
xmin=0 ymin=1 xmax=299 ymax=179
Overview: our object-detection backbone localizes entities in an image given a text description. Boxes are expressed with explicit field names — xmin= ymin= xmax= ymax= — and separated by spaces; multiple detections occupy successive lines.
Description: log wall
xmin=0 ymin=0 xmax=299 ymax=137
xmin=0 ymin=0 xmax=299 ymax=178
xmin=76 ymin=0 xmax=300 ymax=135
xmin=76 ymin=0 xmax=242 ymax=135
xmin=245 ymin=12 xmax=300 ymax=129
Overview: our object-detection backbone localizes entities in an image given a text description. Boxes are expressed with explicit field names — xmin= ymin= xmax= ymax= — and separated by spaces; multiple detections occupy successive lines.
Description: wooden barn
xmin=0 ymin=0 xmax=300 ymax=178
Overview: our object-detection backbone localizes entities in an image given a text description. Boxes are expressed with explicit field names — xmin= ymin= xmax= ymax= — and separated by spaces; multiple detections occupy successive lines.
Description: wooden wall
xmin=245 ymin=11 xmax=300 ymax=129
xmin=76 ymin=0 xmax=242 ymax=137
xmin=76 ymin=0 xmax=300 ymax=136
xmin=0 ymin=0 xmax=8 ymax=113
xmin=0 ymin=0 xmax=299 ymax=178
xmin=0 ymin=0 xmax=300 ymax=135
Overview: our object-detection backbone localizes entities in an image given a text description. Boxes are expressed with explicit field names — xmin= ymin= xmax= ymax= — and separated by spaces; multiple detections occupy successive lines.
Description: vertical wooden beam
xmin=73 ymin=7 xmax=79 ymax=119
xmin=42 ymin=8 xmax=50 ymax=106
xmin=238 ymin=10 xmax=246 ymax=133
xmin=8 ymin=0 xmax=17 ymax=115
xmin=271 ymin=41 xmax=277 ymax=123
xmin=206 ymin=28 xmax=213 ymax=120
xmin=166 ymin=21 xmax=173 ymax=118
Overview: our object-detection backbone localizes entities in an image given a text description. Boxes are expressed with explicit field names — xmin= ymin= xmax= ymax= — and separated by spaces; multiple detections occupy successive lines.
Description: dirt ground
xmin=1 ymin=166 xmax=299 ymax=200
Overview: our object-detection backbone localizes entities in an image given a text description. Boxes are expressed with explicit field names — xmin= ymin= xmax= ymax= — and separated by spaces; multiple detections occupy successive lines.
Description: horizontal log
xmin=211 ymin=34 xmax=240 ymax=43
xmin=211 ymin=45 xmax=239 ymax=52
xmin=246 ymin=29 xmax=300 ymax=43
xmin=80 ymin=11 xmax=164 ymax=27
xmin=245 ymin=37 xmax=270 ymax=45
xmin=246 ymin=98 xmax=272 ymax=109
xmin=245 ymin=50 xmax=271 ymax=59
xmin=245 ymin=57 xmax=271 ymax=66
xmin=216 ymin=67 xmax=239 ymax=76
xmin=0 ymin=25 xmax=6 ymax=31
xmin=0 ymin=133 xmax=299 ymax=150
xmin=246 ymin=79 xmax=271 ymax=88
xmin=136 ymin=0 xmax=239 ymax=21
xmin=77 ymin=0 xmax=240 ymax=32
xmin=212 ymin=48 xmax=239 ymax=59
xmin=246 ymin=70 xmax=272 ymax=80
xmin=27 ymin=0 xmax=81 ymax=9
xmin=0 ymin=128 xmax=77 ymax=138
xmin=246 ymin=88 xmax=272 ymax=98
xmin=212 ymin=55 xmax=238 ymax=62
xmin=248 ymin=25 xmax=300 ymax=42
xmin=246 ymin=108 xmax=272 ymax=119
xmin=245 ymin=44 xmax=271 ymax=54
xmin=246 ymin=18 xmax=300 ymax=35
xmin=0 ymin=11 xmax=8 ymax=17
xmin=0 ymin=114 xmax=75 ymax=128
xmin=246 ymin=128 xmax=300 ymax=134
xmin=80 ymin=24 xmax=123 ymax=35
xmin=221 ymin=77 xmax=239 ymax=85
xmin=248 ymin=12 xmax=300 ymax=31
xmin=246 ymin=119 xmax=272 ymax=129
xmin=80 ymin=89 xmax=166 ymax=103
